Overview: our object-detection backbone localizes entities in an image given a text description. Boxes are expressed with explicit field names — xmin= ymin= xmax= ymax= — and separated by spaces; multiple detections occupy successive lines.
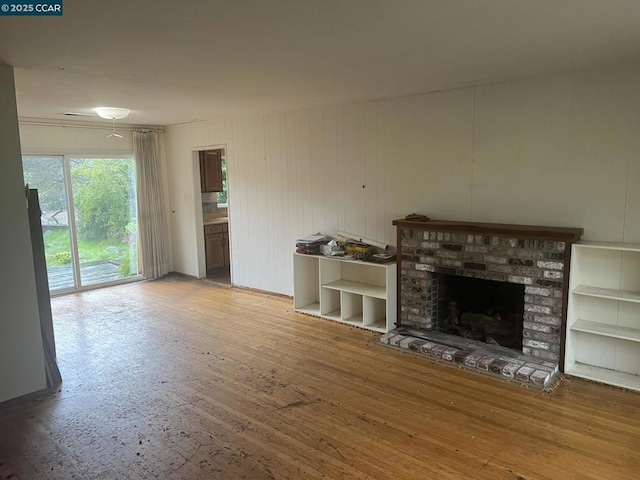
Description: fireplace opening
xmin=436 ymin=274 xmax=524 ymax=350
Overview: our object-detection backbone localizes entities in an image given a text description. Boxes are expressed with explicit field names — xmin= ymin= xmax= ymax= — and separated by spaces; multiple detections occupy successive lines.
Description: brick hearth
xmin=381 ymin=329 xmax=559 ymax=387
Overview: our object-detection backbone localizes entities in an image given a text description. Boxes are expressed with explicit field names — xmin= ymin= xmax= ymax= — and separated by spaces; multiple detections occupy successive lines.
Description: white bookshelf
xmin=293 ymin=253 xmax=396 ymax=333
xmin=565 ymin=241 xmax=640 ymax=391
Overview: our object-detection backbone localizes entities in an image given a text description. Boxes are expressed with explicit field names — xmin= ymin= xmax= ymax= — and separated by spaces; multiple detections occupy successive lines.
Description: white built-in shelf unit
xmin=565 ymin=240 xmax=640 ymax=391
xmin=293 ymin=253 xmax=396 ymax=333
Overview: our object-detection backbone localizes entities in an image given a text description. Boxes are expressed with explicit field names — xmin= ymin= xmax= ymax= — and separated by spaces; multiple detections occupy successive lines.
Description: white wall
xmin=19 ymin=123 xmax=134 ymax=156
xmin=0 ymin=66 xmax=46 ymax=402
xmin=165 ymin=62 xmax=640 ymax=296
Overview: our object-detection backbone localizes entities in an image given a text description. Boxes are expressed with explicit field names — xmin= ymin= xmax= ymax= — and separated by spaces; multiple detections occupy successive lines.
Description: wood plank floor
xmin=1 ymin=274 xmax=639 ymax=479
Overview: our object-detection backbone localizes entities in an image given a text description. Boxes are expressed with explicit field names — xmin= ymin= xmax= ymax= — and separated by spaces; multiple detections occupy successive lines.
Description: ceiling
xmin=2 ymin=0 xmax=640 ymax=126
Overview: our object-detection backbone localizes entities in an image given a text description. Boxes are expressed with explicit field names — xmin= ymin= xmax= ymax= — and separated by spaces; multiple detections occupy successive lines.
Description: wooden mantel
xmin=392 ymin=218 xmax=583 ymax=242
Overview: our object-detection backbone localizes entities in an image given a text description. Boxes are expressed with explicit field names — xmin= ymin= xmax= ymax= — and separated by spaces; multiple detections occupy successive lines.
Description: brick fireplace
xmin=385 ymin=219 xmax=582 ymax=385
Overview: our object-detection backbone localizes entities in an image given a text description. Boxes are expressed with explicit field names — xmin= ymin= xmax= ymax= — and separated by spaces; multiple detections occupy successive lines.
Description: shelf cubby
xmin=363 ymin=296 xmax=387 ymax=332
xmin=565 ymin=363 xmax=640 ymax=391
xmin=293 ymin=254 xmax=319 ymax=311
xmin=320 ymin=287 xmax=340 ymax=316
xmin=341 ymin=291 xmax=363 ymax=323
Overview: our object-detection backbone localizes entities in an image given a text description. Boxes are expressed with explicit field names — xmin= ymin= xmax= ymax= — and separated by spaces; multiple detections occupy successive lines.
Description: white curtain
xmin=133 ymin=131 xmax=169 ymax=279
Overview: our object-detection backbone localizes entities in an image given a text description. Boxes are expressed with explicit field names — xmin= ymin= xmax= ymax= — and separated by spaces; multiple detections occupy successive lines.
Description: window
xmin=217 ymin=155 xmax=228 ymax=208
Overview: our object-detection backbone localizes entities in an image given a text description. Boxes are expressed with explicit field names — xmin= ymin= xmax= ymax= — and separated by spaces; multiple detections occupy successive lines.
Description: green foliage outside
xmin=217 ymin=158 xmax=228 ymax=205
xmin=119 ymin=256 xmax=131 ymax=277
xmin=43 ymin=229 xmax=136 ymax=268
xmin=72 ymin=159 xmax=136 ymax=242
xmin=54 ymin=251 xmax=72 ymax=264
xmin=22 ymin=156 xmax=67 ymax=222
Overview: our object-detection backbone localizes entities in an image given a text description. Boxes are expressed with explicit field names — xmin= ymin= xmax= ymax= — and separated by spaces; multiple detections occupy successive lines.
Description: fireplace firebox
xmin=435 ymin=274 xmax=524 ymax=350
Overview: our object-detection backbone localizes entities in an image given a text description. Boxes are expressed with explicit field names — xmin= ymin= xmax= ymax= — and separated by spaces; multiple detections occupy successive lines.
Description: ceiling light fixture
xmin=93 ymin=107 xmax=130 ymax=120
xmin=93 ymin=107 xmax=130 ymax=139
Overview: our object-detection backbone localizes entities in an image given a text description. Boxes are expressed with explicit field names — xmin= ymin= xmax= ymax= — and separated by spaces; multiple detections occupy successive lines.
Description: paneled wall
xmin=165 ymin=63 xmax=640 ymax=296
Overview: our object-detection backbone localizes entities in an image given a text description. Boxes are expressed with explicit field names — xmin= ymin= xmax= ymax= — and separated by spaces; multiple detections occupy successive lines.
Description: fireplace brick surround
xmin=388 ymin=219 xmax=582 ymax=384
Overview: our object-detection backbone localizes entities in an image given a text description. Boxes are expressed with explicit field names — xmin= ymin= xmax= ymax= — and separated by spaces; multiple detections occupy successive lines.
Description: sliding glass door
xmin=69 ymin=157 xmax=139 ymax=287
xmin=22 ymin=155 xmax=140 ymax=293
xmin=22 ymin=156 xmax=75 ymax=290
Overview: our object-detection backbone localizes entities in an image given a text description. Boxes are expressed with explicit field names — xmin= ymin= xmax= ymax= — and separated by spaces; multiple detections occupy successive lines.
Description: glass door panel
xmin=22 ymin=156 xmax=76 ymax=292
xmin=69 ymin=157 xmax=139 ymax=286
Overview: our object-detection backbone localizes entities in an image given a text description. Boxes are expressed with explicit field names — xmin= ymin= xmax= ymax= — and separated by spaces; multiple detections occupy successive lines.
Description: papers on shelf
xmin=296 ymin=234 xmax=328 ymax=244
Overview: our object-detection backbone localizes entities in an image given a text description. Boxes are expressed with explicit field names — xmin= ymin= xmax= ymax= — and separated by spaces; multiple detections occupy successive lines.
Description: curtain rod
xmin=18 ymin=119 xmax=163 ymax=133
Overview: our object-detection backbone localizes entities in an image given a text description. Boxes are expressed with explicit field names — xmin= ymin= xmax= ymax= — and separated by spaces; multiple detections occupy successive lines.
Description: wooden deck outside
xmin=1 ymin=274 xmax=639 ymax=479
xmin=47 ymin=261 xmax=121 ymax=290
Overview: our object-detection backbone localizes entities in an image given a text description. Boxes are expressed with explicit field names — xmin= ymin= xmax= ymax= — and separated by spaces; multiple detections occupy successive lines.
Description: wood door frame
xmin=191 ymin=144 xmax=231 ymax=280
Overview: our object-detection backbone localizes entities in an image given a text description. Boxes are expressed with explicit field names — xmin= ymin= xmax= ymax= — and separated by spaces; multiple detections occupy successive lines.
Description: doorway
xmin=199 ymin=148 xmax=231 ymax=285
xmin=22 ymin=155 xmax=141 ymax=294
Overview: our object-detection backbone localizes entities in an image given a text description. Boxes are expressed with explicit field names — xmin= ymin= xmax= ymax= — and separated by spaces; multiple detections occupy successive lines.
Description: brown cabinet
xmin=199 ymin=150 xmax=223 ymax=192
xmin=205 ymin=223 xmax=229 ymax=272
